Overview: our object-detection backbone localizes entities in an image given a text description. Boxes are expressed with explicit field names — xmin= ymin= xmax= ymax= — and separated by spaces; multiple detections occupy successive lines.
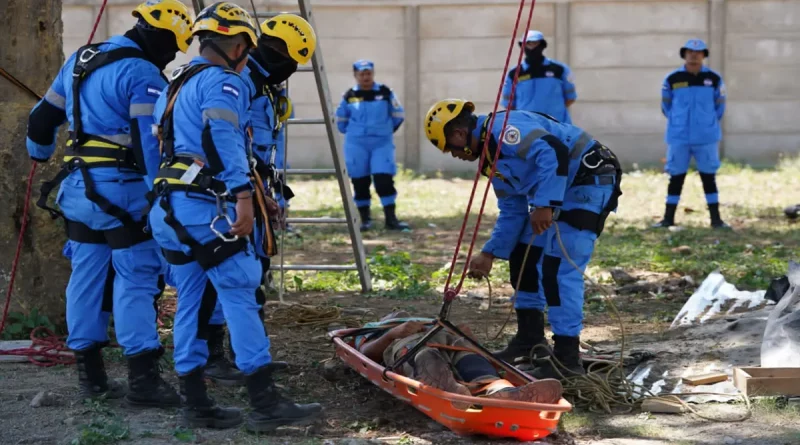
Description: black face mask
xmin=524 ymin=47 xmax=545 ymax=66
xmin=126 ymin=24 xmax=179 ymax=71
xmin=256 ymin=45 xmax=298 ymax=85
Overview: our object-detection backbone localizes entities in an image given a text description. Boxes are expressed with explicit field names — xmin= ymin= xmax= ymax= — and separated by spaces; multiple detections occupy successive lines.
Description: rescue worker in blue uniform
xmin=147 ymin=3 xmax=321 ymax=431
xmin=199 ymin=13 xmax=317 ymax=388
xmin=423 ymin=99 xmax=622 ymax=379
xmin=26 ymin=0 xmax=193 ymax=406
xmin=336 ymin=60 xmax=410 ymax=231
xmin=502 ymin=31 xmax=577 ymax=124
xmin=655 ymin=39 xmax=729 ymax=229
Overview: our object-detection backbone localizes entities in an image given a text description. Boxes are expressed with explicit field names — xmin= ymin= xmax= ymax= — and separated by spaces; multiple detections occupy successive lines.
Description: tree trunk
xmin=0 ymin=0 xmax=68 ymax=323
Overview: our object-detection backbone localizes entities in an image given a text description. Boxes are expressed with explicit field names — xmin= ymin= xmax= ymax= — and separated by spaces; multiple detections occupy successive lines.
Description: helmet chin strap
xmin=207 ymin=40 xmax=249 ymax=70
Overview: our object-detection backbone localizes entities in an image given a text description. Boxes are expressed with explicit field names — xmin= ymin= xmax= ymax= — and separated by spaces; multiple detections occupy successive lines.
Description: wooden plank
xmin=682 ymin=372 xmax=729 ymax=386
xmin=0 ymin=340 xmax=33 ymax=363
xmin=641 ymin=398 xmax=687 ymax=414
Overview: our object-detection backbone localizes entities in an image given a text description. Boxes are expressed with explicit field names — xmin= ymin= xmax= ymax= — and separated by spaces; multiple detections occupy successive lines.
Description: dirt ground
xmin=3 ymin=168 xmax=800 ymax=445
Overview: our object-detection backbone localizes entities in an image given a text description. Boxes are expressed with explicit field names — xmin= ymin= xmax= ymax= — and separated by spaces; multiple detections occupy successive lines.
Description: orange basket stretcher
xmin=328 ymin=318 xmax=572 ymax=442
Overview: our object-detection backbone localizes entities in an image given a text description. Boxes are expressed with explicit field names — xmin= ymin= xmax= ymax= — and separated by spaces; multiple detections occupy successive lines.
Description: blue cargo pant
xmin=665 ymin=142 xmax=720 ymax=205
xmin=510 ymin=182 xmax=615 ymax=337
xmin=344 ymin=134 xmax=398 ymax=208
xmin=148 ymin=194 xmax=271 ymax=375
xmin=57 ymin=177 xmax=162 ymax=355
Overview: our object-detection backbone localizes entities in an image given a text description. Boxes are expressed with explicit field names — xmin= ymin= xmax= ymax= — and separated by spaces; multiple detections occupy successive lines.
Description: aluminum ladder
xmin=191 ymin=0 xmax=372 ymax=300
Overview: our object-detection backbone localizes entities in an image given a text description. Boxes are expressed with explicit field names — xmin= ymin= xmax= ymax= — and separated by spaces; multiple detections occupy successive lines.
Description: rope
xmin=268 ymin=304 xmax=364 ymax=329
xmin=441 ymin=0 xmax=538 ymax=302
xmin=0 ymin=67 xmax=42 ymax=101
xmin=524 ymin=223 xmax=751 ymax=421
xmin=0 ymin=0 xmax=109 ymax=367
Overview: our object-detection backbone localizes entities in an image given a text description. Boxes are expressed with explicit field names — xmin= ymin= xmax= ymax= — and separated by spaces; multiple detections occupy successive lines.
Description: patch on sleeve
xmin=222 ymin=83 xmax=240 ymax=98
xmin=391 ymin=96 xmax=401 ymax=108
xmin=502 ymin=125 xmax=521 ymax=145
xmin=567 ymin=73 xmax=575 ymax=83
xmin=719 ymin=84 xmax=727 ymax=97
xmin=146 ymin=85 xmax=162 ymax=97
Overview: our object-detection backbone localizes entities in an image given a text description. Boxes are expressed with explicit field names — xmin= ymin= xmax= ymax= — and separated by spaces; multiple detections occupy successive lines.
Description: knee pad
xmin=699 ymin=173 xmax=718 ymax=195
xmin=668 ymin=174 xmax=687 ymax=196
xmin=541 ymin=255 xmax=562 ymax=307
xmin=197 ymin=280 xmax=219 ymax=341
xmin=373 ymin=173 xmax=397 ymax=198
xmin=102 ymin=263 xmax=116 ymax=313
xmin=352 ymin=176 xmax=372 ymax=202
xmin=509 ymin=243 xmax=543 ymax=292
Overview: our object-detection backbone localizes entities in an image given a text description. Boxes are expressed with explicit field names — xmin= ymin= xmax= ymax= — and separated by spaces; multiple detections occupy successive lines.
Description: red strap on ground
xmin=442 ymin=0 xmax=538 ymax=302
xmin=0 ymin=0 xmax=109 ymax=366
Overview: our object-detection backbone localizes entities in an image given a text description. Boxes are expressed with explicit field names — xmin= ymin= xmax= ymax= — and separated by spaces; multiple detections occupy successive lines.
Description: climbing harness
xmin=36 ymin=43 xmax=157 ymax=249
xmin=0 ymin=0 xmax=110 ymax=367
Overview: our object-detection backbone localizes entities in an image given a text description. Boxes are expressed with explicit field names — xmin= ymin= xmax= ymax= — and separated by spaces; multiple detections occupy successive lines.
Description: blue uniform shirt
xmin=501 ymin=58 xmax=577 ymax=124
xmin=661 ymin=65 xmax=726 ymax=145
xmin=26 ymin=35 xmax=166 ymax=185
xmin=335 ymin=83 xmax=404 ymax=137
xmin=243 ymin=56 xmax=280 ymax=167
xmin=474 ymin=111 xmax=598 ymax=259
xmin=152 ymin=56 xmax=253 ymax=195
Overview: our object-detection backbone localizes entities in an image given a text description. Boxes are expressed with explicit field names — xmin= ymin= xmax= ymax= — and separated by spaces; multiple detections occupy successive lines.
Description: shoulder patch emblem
xmin=719 ymin=84 xmax=727 ymax=97
xmin=567 ymin=73 xmax=575 ymax=83
xmin=502 ymin=125 xmax=521 ymax=145
xmin=222 ymin=83 xmax=240 ymax=98
xmin=146 ymin=85 xmax=162 ymax=97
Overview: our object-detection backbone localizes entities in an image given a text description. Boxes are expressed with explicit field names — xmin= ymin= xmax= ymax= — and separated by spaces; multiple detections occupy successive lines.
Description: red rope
xmin=0 ymin=0 xmax=109 ymax=366
xmin=442 ymin=0 xmax=538 ymax=301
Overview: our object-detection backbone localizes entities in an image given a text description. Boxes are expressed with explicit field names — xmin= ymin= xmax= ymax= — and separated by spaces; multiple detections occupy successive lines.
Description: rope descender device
xmin=210 ymin=190 xmax=238 ymax=242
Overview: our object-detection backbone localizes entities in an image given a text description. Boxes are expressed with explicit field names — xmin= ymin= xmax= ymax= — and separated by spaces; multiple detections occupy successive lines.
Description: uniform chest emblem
xmin=502 ymin=125 xmax=521 ymax=145
xmin=545 ymin=71 xmax=554 ymax=77
xmin=703 ymin=78 xmax=713 ymax=86
xmin=375 ymin=95 xmax=383 ymax=100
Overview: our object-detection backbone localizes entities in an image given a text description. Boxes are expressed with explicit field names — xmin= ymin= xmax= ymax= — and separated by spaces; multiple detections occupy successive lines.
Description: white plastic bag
xmin=761 ymin=261 xmax=800 ymax=368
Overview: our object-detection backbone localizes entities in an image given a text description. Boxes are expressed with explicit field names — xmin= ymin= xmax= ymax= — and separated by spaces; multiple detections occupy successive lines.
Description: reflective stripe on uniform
xmin=130 ymin=103 xmax=155 ymax=117
xmin=44 ymin=88 xmax=66 ymax=109
xmin=202 ymin=108 xmax=239 ymax=126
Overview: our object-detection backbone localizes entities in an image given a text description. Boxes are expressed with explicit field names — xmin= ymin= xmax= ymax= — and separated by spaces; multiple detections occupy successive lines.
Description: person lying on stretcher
xmin=355 ymin=311 xmax=563 ymax=404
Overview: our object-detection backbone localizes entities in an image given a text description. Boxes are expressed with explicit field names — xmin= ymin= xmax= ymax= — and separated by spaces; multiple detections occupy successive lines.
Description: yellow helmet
xmin=132 ymin=0 xmax=194 ymax=53
xmin=192 ymin=2 xmax=258 ymax=48
xmin=424 ymin=99 xmax=475 ymax=152
xmin=260 ymin=14 xmax=317 ymax=65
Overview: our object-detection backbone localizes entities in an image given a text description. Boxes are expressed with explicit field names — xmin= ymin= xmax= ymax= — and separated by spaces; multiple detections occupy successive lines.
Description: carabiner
xmin=78 ymin=47 xmax=100 ymax=64
xmin=582 ymin=151 xmax=603 ymax=169
xmin=210 ymin=214 xmax=239 ymax=242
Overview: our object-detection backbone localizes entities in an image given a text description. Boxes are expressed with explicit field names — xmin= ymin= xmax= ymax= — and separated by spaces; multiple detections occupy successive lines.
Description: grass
xmin=276 ymin=157 xmax=800 ymax=299
xmin=70 ymin=400 xmax=130 ymax=445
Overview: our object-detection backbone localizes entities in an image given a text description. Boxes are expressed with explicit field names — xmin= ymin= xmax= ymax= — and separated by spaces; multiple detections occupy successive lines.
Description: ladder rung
xmin=288 ymin=118 xmax=325 ymax=125
xmin=284 ymin=217 xmax=346 ymax=224
xmin=256 ymin=11 xmax=301 ymax=18
xmin=286 ymin=168 xmax=336 ymax=175
xmin=297 ymin=66 xmax=313 ymax=72
xmin=270 ymin=264 xmax=358 ymax=271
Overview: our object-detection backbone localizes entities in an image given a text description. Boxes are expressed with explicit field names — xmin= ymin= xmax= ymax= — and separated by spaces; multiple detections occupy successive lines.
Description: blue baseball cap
xmin=353 ymin=59 xmax=374 ymax=72
xmin=680 ymin=39 xmax=709 ymax=58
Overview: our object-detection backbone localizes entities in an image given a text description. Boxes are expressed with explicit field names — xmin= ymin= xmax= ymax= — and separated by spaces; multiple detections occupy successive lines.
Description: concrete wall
xmin=61 ymin=0 xmax=800 ymax=171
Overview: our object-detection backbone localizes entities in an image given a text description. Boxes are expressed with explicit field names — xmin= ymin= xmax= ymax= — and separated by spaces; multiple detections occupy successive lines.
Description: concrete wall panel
xmin=725 ymin=101 xmax=800 ymax=133
xmin=419 ymin=4 xmax=555 ymax=38
xmin=573 ymin=68 xmax=670 ymax=102
xmin=571 ymin=1 xmax=707 ymax=35
xmin=572 ymin=34 xmax=702 ymax=68
xmin=571 ymin=102 xmax=665 ymax=134
xmin=727 ymin=0 xmax=800 ymax=34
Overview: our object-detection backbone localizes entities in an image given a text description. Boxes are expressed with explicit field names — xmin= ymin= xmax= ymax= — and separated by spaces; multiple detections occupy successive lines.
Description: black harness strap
xmin=38 ymin=44 xmax=155 ymax=249
xmin=70 ymin=44 xmax=148 ymax=147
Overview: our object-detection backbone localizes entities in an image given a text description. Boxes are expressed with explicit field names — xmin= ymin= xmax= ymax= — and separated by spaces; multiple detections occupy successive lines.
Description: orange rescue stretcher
xmin=328 ymin=318 xmax=572 ymax=442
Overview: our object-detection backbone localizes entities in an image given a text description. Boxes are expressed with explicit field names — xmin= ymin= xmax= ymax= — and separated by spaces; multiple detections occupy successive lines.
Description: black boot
xmin=492 ymin=309 xmax=549 ymax=363
xmin=125 ymin=347 xmax=181 ymax=408
xmin=383 ymin=204 xmax=410 ymax=231
xmin=357 ymin=206 xmax=372 ymax=232
xmin=531 ymin=335 xmax=586 ymax=380
xmin=179 ymin=367 xmax=243 ymax=429
xmin=784 ymin=204 xmax=800 ymax=220
xmin=245 ymin=363 xmax=323 ymax=433
xmin=652 ymin=204 xmax=677 ymax=228
xmin=708 ymin=203 xmax=731 ymax=229
xmin=74 ymin=343 xmax=127 ymax=401
xmin=204 ymin=325 xmax=244 ymax=386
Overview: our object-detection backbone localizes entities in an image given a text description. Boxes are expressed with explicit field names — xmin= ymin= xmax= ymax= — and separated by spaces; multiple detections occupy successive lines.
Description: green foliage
xmin=288 ymin=247 xmax=432 ymax=299
xmin=172 ymin=427 xmax=196 ymax=443
xmin=1 ymin=308 xmax=55 ymax=340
